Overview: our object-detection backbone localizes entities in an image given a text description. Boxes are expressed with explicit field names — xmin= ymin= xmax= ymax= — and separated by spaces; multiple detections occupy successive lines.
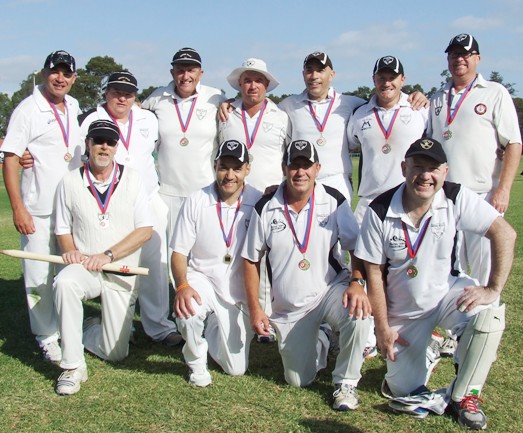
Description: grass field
xmin=1 ymin=160 xmax=522 ymax=433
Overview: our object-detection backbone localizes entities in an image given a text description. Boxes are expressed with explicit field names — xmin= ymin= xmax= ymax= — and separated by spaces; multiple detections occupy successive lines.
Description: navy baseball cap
xmin=171 ymin=47 xmax=202 ymax=67
xmin=87 ymin=120 xmax=120 ymax=142
xmin=106 ymin=71 xmax=138 ymax=93
xmin=445 ymin=34 xmax=480 ymax=54
xmin=215 ymin=140 xmax=249 ymax=164
xmin=303 ymin=52 xmax=333 ymax=69
xmin=284 ymin=140 xmax=320 ymax=165
xmin=373 ymin=56 xmax=404 ymax=75
xmin=405 ymin=138 xmax=447 ymax=164
xmin=44 ymin=50 xmax=76 ymax=73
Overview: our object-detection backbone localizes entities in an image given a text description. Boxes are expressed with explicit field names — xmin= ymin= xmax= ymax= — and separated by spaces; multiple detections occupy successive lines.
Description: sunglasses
xmin=92 ymin=137 xmax=118 ymax=147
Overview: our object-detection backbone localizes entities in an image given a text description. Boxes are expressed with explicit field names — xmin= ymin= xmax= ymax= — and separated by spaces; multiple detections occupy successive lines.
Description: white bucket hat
xmin=226 ymin=58 xmax=280 ymax=92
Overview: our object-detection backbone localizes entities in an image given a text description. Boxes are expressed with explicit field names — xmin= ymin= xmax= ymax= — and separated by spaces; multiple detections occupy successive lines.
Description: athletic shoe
xmin=440 ymin=337 xmax=458 ymax=357
xmin=381 ymin=379 xmax=394 ymax=399
xmin=189 ymin=367 xmax=212 ymax=387
xmin=332 ymin=383 xmax=359 ymax=411
xmin=41 ymin=340 xmax=62 ymax=363
xmin=425 ymin=337 xmax=442 ymax=384
xmin=55 ymin=366 xmax=88 ymax=395
xmin=363 ymin=345 xmax=378 ymax=359
xmin=448 ymin=395 xmax=487 ymax=430
xmin=389 ymin=401 xmax=429 ymax=419
xmin=161 ymin=332 xmax=184 ymax=347
xmin=256 ymin=324 xmax=277 ymax=343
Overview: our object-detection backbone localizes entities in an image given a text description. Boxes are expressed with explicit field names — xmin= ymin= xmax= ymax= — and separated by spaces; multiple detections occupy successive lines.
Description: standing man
xmin=428 ymin=34 xmax=521 ymax=286
xmin=356 ymin=138 xmax=515 ymax=429
xmin=220 ymin=58 xmax=290 ymax=191
xmin=172 ymin=140 xmax=262 ymax=387
xmin=242 ymin=140 xmax=371 ymax=411
xmin=2 ymin=50 xmax=83 ymax=362
xmin=53 ymin=120 xmax=153 ymax=395
xmin=79 ymin=71 xmax=180 ymax=346
xmin=142 ymin=47 xmax=225 ymax=246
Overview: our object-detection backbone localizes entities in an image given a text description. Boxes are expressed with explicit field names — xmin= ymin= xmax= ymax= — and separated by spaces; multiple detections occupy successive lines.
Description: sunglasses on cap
xmin=92 ymin=137 xmax=118 ymax=147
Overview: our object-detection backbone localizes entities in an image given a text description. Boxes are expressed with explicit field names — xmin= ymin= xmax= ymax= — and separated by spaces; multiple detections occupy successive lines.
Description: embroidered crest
xmin=474 ymin=103 xmax=487 ymax=115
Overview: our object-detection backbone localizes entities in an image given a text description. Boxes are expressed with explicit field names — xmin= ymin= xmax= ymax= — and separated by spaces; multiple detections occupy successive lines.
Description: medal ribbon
xmin=402 ymin=217 xmax=432 ymax=260
xmin=173 ymin=96 xmax=198 ymax=134
xmin=307 ymin=91 xmax=336 ymax=134
xmin=105 ymin=105 xmax=133 ymax=152
xmin=44 ymin=93 xmax=70 ymax=152
xmin=216 ymin=188 xmax=244 ymax=249
xmin=241 ymin=100 xmax=268 ymax=149
xmin=282 ymin=187 xmax=314 ymax=254
xmin=373 ymin=107 xmax=401 ymax=141
xmin=84 ymin=163 xmax=119 ymax=216
xmin=446 ymin=76 xmax=476 ymax=126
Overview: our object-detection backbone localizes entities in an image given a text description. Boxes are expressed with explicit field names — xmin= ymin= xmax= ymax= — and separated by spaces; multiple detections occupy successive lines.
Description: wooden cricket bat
xmin=0 ymin=249 xmax=149 ymax=276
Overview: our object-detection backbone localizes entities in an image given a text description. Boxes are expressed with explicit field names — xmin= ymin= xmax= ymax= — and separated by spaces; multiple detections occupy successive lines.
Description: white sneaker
xmin=189 ymin=367 xmax=212 ymax=387
xmin=41 ymin=340 xmax=62 ymax=363
xmin=55 ymin=366 xmax=88 ymax=395
xmin=440 ymin=337 xmax=458 ymax=357
xmin=333 ymin=383 xmax=359 ymax=411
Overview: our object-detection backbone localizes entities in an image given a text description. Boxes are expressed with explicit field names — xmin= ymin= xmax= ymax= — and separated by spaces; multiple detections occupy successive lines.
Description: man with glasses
xmin=53 ymin=119 xmax=153 ymax=395
xmin=2 ymin=50 xmax=83 ymax=363
xmin=79 ymin=72 xmax=181 ymax=347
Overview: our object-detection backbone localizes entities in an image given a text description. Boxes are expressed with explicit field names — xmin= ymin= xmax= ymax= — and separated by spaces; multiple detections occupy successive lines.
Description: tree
xmin=138 ymin=86 xmax=158 ymax=102
xmin=489 ymin=71 xmax=516 ymax=96
xmin=440 ymin=69 xmax=452 ymax=88
xmin=0 ymin=93 xmax=14 ymax=137
xmin=344 ymin=86 xmax=374 ymax=101
xmin=10 ymin=71 xmax=43 ymax=109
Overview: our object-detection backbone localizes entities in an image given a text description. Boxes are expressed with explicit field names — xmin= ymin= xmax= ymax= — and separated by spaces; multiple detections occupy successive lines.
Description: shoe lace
xmin=335 ymin=384 xmax=356 ymax=398
xmin=460 ymin=395 xmax=484 ymax=413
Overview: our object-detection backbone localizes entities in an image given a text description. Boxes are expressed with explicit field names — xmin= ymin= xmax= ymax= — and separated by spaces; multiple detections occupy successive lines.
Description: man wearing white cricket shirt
xmin=243 ymin=140 xmax=371 ymax=411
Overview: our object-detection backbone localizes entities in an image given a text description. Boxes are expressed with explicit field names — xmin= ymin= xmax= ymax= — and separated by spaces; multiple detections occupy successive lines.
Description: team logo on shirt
xmin=140 ymin=128 xmax=149 ymax=138
xmin=389 ymin=235 xmax=406 ymax=250
xmin=474 ymin=103 xmax=487 ymax=115
xmin=262 ymin=122 xmax=273 ymax=132
xmin=270 ymin=218 xmax=286 ymax=232
xmin=361 ymin=120 xmax=371 ymax=131
xmin=316 ymin=214 xmax=329 ymax=227
xmin=196 ymin=109 xmax=207 ymax=120
xmin=431 ymin=222 xmax=445 ymax=239
xmin=434 ymin=100 xmax=443 ymax=116
xmin=400 ymin=113 xmax=412 ymax=124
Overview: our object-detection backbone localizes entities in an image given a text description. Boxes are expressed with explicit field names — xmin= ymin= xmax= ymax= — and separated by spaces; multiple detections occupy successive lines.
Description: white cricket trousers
xmin=21 ymin=214 xmax=60 ymax=345
xmin=175 ymin=272 xmax=254 ymax=376
xmin=54 ymin=264 xmax=137 ymax=369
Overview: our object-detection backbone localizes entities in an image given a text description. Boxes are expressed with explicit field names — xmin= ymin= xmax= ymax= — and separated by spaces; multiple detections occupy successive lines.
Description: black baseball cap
xmin=373 ymin=56 xmax=404 ymax=75
xmin=284 ymin=140 xmax=320 ymax=165
xmin=44 ymin=50 xmax=76 ymax=73
xmin=303 ymin=52 xmax=333 ymax=69
xmin=405 ymin=138 xmax=447 ymax=164
xmin=215 ymin=140 xmax=249 ymax=164
xmin=106 ymin=71 xmax=138 ymax=93
xmin=87 ymin=120 xmax=120 ymax=142
xmin=171 ymin=47 xmax=202 ymax=67
xmin=445 ymin=34 xmax=480 ymax=54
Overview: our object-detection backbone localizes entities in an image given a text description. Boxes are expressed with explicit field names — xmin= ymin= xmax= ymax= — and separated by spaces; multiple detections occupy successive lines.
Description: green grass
xmin=1 ymin=161 xmax=522 ymax=433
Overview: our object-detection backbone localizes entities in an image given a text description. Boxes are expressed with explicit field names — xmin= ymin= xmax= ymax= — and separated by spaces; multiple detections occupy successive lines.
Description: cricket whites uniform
xmin=279 ymin=88 xmax=365 ymax=206
xmin=242 ymin=182 xmax=370 ymax=387
xmin=172 ymin=184 xmax=262 ymax=375
xmin=80 ymin=105 xmax=176 ymax=341
xmin=355 ymin=182 xmax=500 ymax=396
xmin=427 ymin=73 xmax=522 ymax=285
xmin=348 ymin=92 xmax=428 ymax=223
xmin=54 ymin=164 xmax=153 ymax=368
xmin=1 ymin=85 xmax=83 ymax=346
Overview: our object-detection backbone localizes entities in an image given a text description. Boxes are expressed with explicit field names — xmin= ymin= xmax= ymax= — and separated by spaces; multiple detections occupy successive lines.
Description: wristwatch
xmin=103 ymin=250 xmax=115 ymax=262
xmin=350 ymin=278 xmax=366 ymax=287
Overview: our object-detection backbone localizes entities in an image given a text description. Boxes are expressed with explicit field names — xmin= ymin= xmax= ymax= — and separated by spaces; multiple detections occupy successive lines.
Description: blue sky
xmin=1 ymin=0 xmax=522 ymax=98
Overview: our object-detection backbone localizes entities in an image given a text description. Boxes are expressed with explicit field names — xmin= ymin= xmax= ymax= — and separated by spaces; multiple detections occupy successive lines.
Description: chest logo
xmin=270 ymin=218 xmax=286 ymax=232
xmin=431 ymin=222 xmax=445 ymax=239
xmin=474 ymin=103 xmax=487 ymax=115
xmin=196 ymin=109 xmax=207 ymax=120
xmin=389 ymin=235 xmax=406 ymax=250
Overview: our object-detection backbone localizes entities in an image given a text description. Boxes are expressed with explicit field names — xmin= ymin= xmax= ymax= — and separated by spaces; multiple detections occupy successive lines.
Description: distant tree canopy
xmin=0 ymin=56 xmax=521 ymax=137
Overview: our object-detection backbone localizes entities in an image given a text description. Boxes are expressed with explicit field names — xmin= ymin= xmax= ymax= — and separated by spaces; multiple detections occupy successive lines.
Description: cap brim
xmin=107 ymin=82 xmax=138 ymax=93
xmin=226 ymin=67 xmax=279 ymax=92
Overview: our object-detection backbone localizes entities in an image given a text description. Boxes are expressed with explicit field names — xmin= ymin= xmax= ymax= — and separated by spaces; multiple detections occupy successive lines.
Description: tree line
xmin=0 ymin=56 xmax=521 ymax=137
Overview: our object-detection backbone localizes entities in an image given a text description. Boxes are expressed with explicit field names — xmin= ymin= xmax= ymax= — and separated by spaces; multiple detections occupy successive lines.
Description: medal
xmin=180 ymin=137 xmax=189 ymax=146
xmin=248 ymin=153 xmax=254 ymax=163
xmin=98 ymin=213 xmax=110 ymax=228
xmin=64 ymin=152 xmax=72 ymax=161
xmin=381 ymin=143 xmax=391 ymax=154
xmin=223 ymin=253 xmax=232 ymax=264
xmin=298 ymin=258 xmax=311 ymax=271
xmin=374 ymin=107 xmax=400 ymax=152
xmin=406 ymin=264 xmax=418 ymax=278
xmin=308 ymin=92 xmax=336 ymax=143
xmin=316 ymin=136 xmax=326 ymax=146
xmin=443 ymin=129 xmax=452 ymax=140
xmin=174 ymin=96 xmax=197 ymax=147
xmin=43 ymin=91 xmax=71 ymax=163
xmin=446 ymin=77 xmax=477 ymax=138
xmin=85 ymin=163 xmax=119 ymax=229
xmin=216 ymin=187 xmax=244 ymax=265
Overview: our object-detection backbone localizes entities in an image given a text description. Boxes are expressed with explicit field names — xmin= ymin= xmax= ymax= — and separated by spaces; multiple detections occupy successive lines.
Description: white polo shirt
xmin=171 ymin=183 xmax=262 ymax=305
xmin=427 ymin=74 xmax=522 ymax=193
xmin=355 ymin=182 xmax=500 ymax=320
xmin=278 ymin=88 xmax=365 ymax=180
xmin=219 ymin=98 xmax=290 ymax=191
xmin=80 ymin=105 xmax=159 ymax=195
xmin=347 ymin=92 xmax=428 ymax=199
xmin=1 ymin=85 xmax=84 ymax=215
xmin=142 ymin=82 xmax=226 ymax=197
xmin=242 ymin=182 xmax=359 ymax=323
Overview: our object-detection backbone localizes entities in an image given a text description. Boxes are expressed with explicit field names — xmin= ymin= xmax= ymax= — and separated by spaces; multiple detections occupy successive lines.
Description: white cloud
xmin=452 ymin=16 xmax=503 ymax=30
xmin=0 ymin=55 xmax=41 ymax=96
